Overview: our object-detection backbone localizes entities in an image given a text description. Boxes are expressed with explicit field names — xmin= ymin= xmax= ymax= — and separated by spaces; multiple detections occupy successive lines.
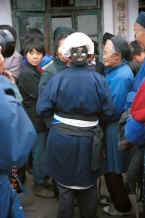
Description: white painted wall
xmin=0 ymin=0 xmax=12 ymax=25
xmin=128 ymin=0 xmax=139 ymax=42
xmin=103 ymin=0 xmax=114 ymax=34
xmin=0 ymin=0 xmax=139 ymax=43
xmin=103 ymin=0 xmax=139 ymax=41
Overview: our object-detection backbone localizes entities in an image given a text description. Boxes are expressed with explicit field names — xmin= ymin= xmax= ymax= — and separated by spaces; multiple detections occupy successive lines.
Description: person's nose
xmin=77 ymin=51 xmax=82 ymax=57
xmin=32 ymin=53 xmax=39 ymax=59
xmin=0 ymin=54 xmax=4 ymax=63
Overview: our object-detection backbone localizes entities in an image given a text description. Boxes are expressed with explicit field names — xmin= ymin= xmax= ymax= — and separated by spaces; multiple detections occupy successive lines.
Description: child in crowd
xmin=18 ymin=38 xmax=50 ymax=198
xmin=22 ymin=28 xmax=52 ymax=68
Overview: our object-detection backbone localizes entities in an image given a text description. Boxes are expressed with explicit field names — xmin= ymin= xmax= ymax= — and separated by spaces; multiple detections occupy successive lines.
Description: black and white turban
xmin=58 ymin=32 xmax=94 ymax=58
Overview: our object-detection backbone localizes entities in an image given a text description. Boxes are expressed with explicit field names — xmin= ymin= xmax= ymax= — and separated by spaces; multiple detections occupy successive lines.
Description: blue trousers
xmin=32 ymin=132 xmax=47 ymax=184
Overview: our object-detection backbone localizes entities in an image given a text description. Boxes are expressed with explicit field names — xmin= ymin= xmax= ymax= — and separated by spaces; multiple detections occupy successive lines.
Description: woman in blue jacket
xmin=103 ymin=36 xmax=133 ymax=216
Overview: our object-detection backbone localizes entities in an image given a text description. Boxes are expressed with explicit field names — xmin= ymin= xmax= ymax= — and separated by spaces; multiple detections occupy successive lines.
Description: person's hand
xmin=1 ymin=70 xmax=15 ymax=83
xmin=118 ymin=138 xmax=132 ymax=150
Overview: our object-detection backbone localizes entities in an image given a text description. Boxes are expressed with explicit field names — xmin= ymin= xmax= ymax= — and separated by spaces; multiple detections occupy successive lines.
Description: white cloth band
xmin=54 ymin=114 xmax=98 ymax=128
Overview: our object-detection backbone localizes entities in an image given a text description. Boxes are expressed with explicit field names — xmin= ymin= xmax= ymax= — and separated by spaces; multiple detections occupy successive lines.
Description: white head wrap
xmin=58 ymin=32 xmax=94 ymax=58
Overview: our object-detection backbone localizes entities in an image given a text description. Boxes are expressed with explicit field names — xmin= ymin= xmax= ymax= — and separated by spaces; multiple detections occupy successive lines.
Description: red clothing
xmin=131 ymin=79 xmax=145 ymax=123
xmin=36 ymin=66 xmax=43 ymax=74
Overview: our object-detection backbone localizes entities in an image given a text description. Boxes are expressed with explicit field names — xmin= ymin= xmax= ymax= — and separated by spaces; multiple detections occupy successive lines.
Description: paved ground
xmin=19 ymin=172 xmax=142 ymax=218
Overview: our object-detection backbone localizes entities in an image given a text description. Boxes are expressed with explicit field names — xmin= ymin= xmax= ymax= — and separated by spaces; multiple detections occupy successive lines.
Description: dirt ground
xmin=19 ymin=172 xmax=142 ymax=218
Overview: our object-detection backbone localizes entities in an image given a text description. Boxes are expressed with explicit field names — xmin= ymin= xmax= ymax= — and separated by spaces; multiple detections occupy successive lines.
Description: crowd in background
xmin=0 ymin=10 xmax=145 ymax=218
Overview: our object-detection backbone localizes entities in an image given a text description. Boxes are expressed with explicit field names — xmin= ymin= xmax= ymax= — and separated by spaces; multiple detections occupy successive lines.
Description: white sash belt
xmin=54 ymin=114 xmax=98 ymax=128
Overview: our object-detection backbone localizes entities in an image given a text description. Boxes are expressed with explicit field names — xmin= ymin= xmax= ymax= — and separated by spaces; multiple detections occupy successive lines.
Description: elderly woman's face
xmin=0 ymin=47 xmax=5 ymax=73
xmin=103 ymin=40 xmax=121 ymax=67
xmin=134 ymin=22 xmax=145 ymax=49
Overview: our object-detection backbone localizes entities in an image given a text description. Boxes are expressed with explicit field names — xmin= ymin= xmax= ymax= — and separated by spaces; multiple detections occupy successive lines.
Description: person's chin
xmin=31 ymin=63 xmax=39 ymax=66
xmin=104 ymin=62 xmax=109 ymax=67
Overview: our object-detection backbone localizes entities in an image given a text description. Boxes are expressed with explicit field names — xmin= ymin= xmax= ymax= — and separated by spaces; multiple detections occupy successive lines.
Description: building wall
xmin=0 ymin=0 xmax=139 ymax=42
xmin=0 ymin=0 xmax=12 ymax=25
xmin=128 ymin=0 xmax=139 ymax=41
xmin=103 ymin=0 xmax=139 ymax=42
xmin=103 ymin=0 xmax=114 ymax=34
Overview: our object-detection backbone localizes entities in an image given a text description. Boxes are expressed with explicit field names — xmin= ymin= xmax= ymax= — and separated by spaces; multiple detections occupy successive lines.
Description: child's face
xmin=26 ymin=48 xmax=43 ymax=66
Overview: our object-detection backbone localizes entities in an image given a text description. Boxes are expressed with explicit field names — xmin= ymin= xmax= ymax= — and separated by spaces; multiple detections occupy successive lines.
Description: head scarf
xmin=136 ymin=11 xmax=145 ymax=29
xmin=58 ymin=32 xmax=94 ymax=58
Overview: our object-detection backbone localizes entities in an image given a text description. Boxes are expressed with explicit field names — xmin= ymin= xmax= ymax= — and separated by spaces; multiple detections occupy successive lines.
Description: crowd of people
xmin=0 ymin=10 xmax=145 ymax=218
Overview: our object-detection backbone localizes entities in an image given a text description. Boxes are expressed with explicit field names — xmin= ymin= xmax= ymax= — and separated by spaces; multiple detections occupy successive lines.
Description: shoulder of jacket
xmin=42 ymin=60 xmax=54 ymax=70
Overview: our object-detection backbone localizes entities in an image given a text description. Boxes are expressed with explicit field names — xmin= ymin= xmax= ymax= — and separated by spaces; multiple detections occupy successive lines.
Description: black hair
xmin=128 ymin=60 xmax=141 ymax=77
xmin=21 ymin=28 xmax=44 ymax=55
xmin=129 ymin=40 xmax=144 ymax=57
xmin=0 ymin=25 xmax=17 ymax=41
xmin=23 ymin=38 xmax=45 ymax=57
xmin=102 ymin=32 xmax=114 ymax=46
xmin=92 ymin=40 xmax=99 ymax=56
xmin=53 ymin=26 xmax=75 ymax=55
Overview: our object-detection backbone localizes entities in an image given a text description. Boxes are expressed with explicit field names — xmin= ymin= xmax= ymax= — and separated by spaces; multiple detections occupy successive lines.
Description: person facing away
xmin=102 ymin=35 xmax=133 ymax=216
xmin=36 ymin=31 xmax=115 ymax=218
xmin=39 ymin=26 xmax=74 ymax=93
xmin=38 ymin=26 xmax=75 ymax=198
xmin=0 ymin=30 xmax=37 ymax=217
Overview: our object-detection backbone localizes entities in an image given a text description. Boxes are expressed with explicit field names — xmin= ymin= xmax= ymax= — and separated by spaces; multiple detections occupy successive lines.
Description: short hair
xmin=129 ymin=40 xmax=144 ymax=57
xmin=53 ymin=26 xmax=75 ymax=54
xmin=0 ymin=24 xmax=17 ymax=41
xmin=23 ymin=38 xmax=45 ymax=56
xmin=110 ymin=36 xmax=132 ymax=61
xmin=102 ymin=32 xmax=114 ymax=46
xmin=92 ymin=40 xmax=99 ymax=55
